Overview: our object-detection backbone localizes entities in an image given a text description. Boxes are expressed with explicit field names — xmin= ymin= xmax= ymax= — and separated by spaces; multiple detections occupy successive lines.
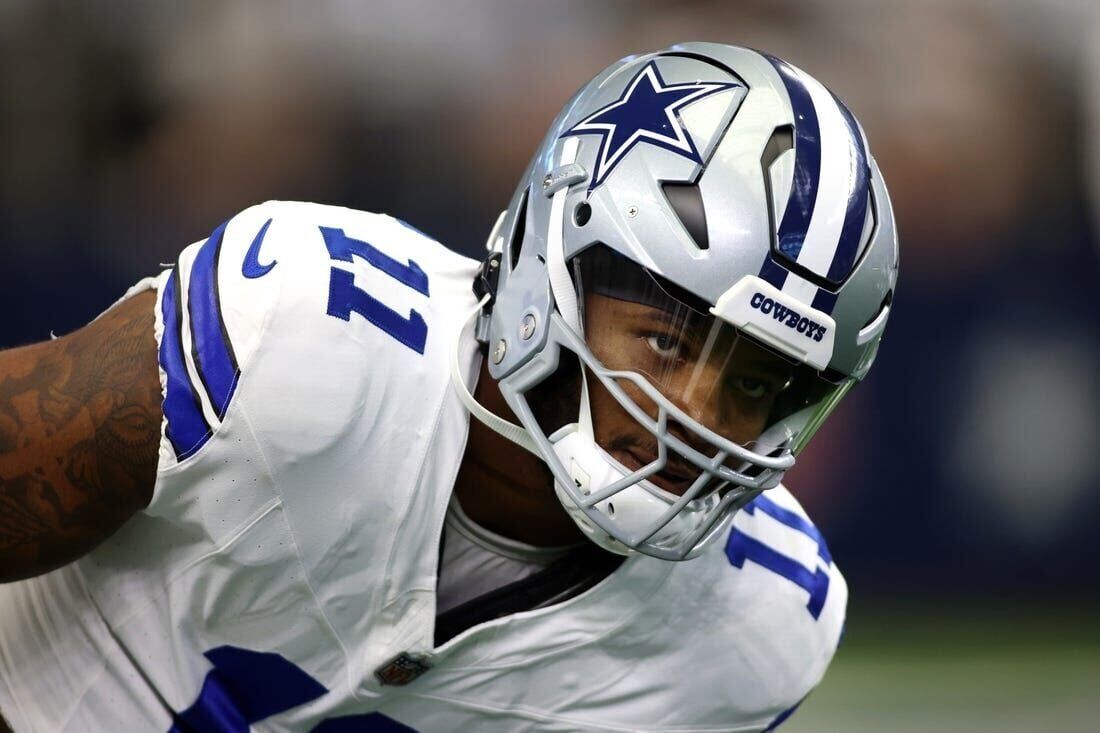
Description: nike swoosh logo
xmin=242 ymin=218 xmax=276 ymax=278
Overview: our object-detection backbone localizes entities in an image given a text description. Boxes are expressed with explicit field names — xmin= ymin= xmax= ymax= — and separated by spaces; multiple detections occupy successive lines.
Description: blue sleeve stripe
xmin=171 ymin=646 xmax=327 ymax=733
xmin=764 ymin=695 xmax=807 ymax=731
xmin=745 ymin=494 xmax=832 ymax=565
xmin=188 ymin=221 xmax=241 ymax=419
xmin=160 ymin=270 xmax=213 ymax=459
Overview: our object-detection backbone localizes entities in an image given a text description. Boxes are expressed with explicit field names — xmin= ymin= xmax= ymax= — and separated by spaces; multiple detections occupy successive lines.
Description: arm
xmin=0 ymin=290 xmax=161 ymax=582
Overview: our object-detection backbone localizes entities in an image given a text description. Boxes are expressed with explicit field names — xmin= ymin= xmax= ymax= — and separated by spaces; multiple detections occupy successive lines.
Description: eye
xmin=645 ymin=333 xmax=681 ymax=359
xmin=732 ymin=376 xmax=769 ymax=399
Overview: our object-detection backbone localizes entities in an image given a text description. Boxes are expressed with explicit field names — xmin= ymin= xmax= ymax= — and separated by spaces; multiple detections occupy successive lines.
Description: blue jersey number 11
xmin=725 ymin=494 xmax=832 ymax=620
xmin=320 ymin=226 xmax=430 ymax=354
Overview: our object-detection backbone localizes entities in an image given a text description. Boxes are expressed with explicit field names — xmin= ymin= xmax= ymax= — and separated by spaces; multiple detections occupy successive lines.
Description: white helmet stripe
xmin=761 ymin=54 xmax=872 ymax=308
xmin=826 ymin=93 xmax=871 ymax=283
xmin=788 ymin=66 xmax=859 ymax=283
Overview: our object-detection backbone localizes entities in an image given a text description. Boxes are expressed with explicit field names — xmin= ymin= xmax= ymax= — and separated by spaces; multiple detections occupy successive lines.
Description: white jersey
xmin=0 ymin=201 xmax=846 ymax=733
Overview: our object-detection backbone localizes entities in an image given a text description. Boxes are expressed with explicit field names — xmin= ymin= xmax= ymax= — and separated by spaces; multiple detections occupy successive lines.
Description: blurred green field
xmin=784 ymin=602 xmax=1100 ymax=733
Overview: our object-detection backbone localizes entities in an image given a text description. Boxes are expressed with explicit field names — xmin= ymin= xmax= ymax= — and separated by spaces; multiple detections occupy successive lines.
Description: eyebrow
xmin=622 ymin=306 xmax=703 ymax=328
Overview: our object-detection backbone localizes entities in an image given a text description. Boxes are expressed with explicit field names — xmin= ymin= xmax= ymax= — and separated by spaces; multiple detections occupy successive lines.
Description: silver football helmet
xmin=458 ymin=43 xmax=898 ymax=561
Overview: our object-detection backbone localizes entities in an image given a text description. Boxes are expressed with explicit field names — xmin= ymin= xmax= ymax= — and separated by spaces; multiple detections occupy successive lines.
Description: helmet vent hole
xmin=760 ymin=125 xmax=794 ymax=259
xmin=607 ymin=502 xmax=616 ymax=516
xmin=860 ymin=289 xmax=893 ymax=330
xmin=574 ymin=202 xmax=592 ymax=227
xmin=508 ymin=187 xmax=530 ymax=272
xmin=661 ymin=182 xmax=709 ymax=250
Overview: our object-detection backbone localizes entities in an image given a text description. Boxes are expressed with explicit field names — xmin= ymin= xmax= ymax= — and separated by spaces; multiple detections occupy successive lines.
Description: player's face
xmin=584 ymin=293 xmax=794 ymax=496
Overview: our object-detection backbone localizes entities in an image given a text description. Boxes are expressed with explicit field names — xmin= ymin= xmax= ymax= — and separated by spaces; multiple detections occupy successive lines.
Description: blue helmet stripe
xmin=811 ymin=287 xmax=838 ymax=315
xmin=189 ymin=221 xmax=241 ymax=419
xmin=767 ymin=55 xmax=822 ymax=264
xmin=160 ymin=271 xmax=213 ymax=459
xmin=825 ymin=93 xmax=870 ymax=284
xmin=757 ymin=255 xmax=790 ymax=289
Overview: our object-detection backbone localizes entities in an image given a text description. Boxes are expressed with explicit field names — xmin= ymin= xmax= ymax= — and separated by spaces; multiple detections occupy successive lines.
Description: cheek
xmin=722 ymin=395 xmax=775 ymax=445
xmin=589 ymin=332 xmax=639 ymax=371
xmin=586 ymin=371 xmax=658 ymax=446
xmin=527 ymin=361 xmax=582 ymax=435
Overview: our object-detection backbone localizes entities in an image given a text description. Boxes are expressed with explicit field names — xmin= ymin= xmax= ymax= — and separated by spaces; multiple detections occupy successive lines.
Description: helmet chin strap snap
xmin=542 ymin=163 xmax=587 ymax=196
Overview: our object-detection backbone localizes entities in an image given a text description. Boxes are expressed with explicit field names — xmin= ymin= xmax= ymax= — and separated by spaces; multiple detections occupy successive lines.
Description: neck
xmin=454 ymin=360 xmax=585 ymax=547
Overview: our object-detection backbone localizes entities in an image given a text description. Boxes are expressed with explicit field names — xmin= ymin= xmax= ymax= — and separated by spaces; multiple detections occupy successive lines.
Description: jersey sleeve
xmin=721 ymin=486 xmax=849 ymax=730
xmin=148 ymin=201 xmax=389 ymax=513
xmin=153 ymin=206 xmax=275 ymax=468
xmin=145 ymin=200 xmax=466 ymax=526
xmin=13 ymin=201 xmax=478 ymax=730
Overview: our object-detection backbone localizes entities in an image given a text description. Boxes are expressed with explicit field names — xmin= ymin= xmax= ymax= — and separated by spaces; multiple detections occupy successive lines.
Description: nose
xmin=675 ymin=379 xmax=758 ymax=448
xmin=681 ymin=395 xmax=723 ymax=434
xmin=672 ymin=390 xmax=734 ymax=453
xmin=674 ymin=362 xmax=731 ymax=430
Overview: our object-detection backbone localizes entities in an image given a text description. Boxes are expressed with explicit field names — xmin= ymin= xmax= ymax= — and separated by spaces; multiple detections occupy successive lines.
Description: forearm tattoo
xmin=0 ymin=290 xmax=161 ymax=582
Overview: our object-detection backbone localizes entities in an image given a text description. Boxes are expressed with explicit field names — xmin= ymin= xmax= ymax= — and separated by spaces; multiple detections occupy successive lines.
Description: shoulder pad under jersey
xmin=152 ymin=200 xmax=474 ymax=477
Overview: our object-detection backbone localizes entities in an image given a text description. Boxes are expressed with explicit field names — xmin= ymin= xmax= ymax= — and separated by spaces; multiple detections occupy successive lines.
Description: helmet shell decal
xmin=561 ymin=60 xmax=742 ymax=192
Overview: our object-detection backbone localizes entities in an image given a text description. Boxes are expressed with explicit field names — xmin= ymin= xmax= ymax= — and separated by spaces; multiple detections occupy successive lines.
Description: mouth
xmin=612 ymin=446 xmax=697 ymax=496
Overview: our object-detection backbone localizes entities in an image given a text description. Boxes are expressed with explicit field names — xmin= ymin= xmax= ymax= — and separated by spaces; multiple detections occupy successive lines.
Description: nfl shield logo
xmin=374 ymin=652 xmax=432 ymax=686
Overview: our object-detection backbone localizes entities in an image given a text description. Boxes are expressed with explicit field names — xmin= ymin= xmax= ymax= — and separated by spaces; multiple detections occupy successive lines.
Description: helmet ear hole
xmin=526 ymin=352 xmax=583 ymax=437
xmin=574 ymin=202 xmax=592 ymax=227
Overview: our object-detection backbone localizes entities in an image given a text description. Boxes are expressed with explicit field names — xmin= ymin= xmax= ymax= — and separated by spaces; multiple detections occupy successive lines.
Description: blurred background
xmin=1 ymin=0 xmax=1097 ymax=730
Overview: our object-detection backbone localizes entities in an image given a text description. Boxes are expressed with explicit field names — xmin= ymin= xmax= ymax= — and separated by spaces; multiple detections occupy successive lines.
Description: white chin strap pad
xmin=550 ymin=426 xmax=632 ymax=555
xmin=551 ymin=425 xmax=684 ymax=554
xmin=450 ymin=294 xmax=540 ymax=456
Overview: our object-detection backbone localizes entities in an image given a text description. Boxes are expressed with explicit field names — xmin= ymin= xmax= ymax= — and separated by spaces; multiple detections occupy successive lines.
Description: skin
xmin=0 ymin=285 xmax=584 ymax=579
xmin=0 ymin=290 xmax=160 ymax=583
xmin=0 ymin=285 xmax=789 ymax=732
xmin=584 ymin=294 xmax=793 ymax=494
xmin=455 ymin=293 xmax=794 ymax=543
xmin=0 ymin=289 xmax=791 ymax=569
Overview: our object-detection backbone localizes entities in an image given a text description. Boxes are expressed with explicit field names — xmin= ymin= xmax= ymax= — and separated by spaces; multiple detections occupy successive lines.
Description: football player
xmin=0 ymin=43 xmax=896 ymax=731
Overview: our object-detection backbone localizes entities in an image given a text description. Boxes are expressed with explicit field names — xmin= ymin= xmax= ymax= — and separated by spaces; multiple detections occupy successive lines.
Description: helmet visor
xmin=576 ymin=245 xmax=851 ymax=494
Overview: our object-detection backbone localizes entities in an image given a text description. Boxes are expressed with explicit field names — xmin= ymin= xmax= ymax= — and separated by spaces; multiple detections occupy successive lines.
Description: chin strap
xmin=543 ymin=137 xmax=598 ymax=440
xmin=459 ymin=138 xmax=587 ymax=458
xmin=546 ymin=137 xmax=582 ymax=336
xmin=451 ymin=294 xmax=540 ymax=456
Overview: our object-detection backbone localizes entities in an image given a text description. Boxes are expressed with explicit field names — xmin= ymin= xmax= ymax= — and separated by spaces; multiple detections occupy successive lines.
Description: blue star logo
xmin=562 ymin=61 xmax=741 ymax=191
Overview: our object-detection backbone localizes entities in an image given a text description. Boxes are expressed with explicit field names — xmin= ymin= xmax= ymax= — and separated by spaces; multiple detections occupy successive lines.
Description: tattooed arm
xmin=0 ymin=290 xmax=161 ymax=583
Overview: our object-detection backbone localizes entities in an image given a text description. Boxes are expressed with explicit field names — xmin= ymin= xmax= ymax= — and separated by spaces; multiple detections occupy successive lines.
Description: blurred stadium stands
xmin=1 ymin=1 xmax=1097 ymax=730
